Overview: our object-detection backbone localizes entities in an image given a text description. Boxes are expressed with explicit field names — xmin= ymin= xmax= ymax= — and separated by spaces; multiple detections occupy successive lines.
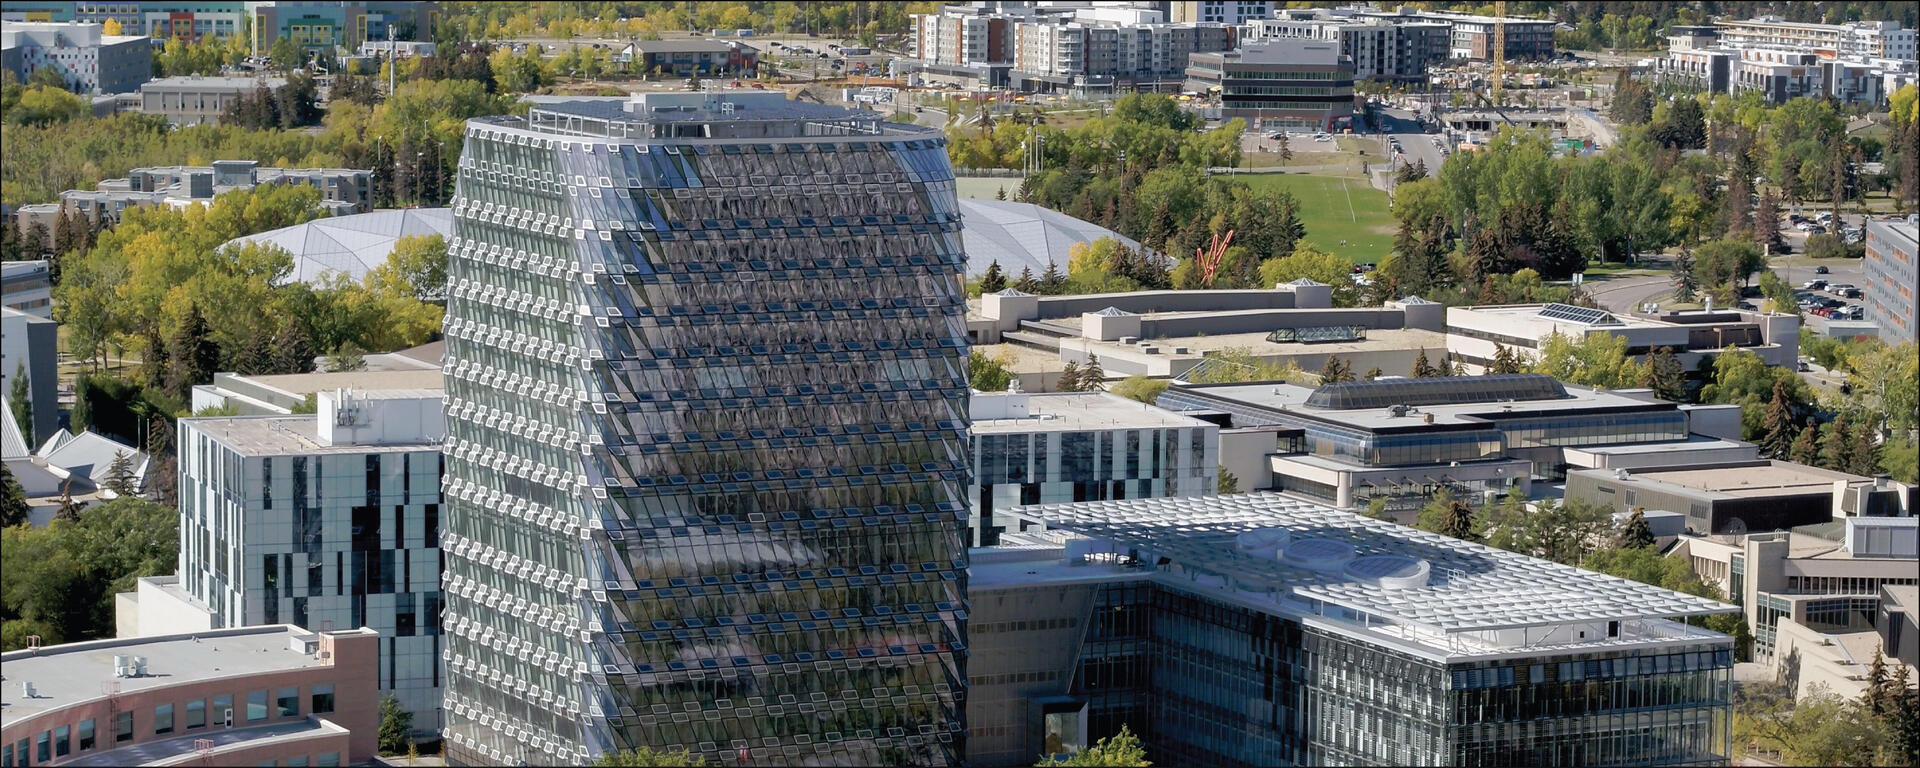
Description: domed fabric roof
xmin=226 ymin=208 xmax=454 ymax=285
xmin=958 ymin=199 xmax=1141 ymax=278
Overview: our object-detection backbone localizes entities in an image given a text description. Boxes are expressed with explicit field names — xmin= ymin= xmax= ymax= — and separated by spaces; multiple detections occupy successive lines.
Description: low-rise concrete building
xmin=628 ymin=39 xmax=757 ymax=77
xmin=1566 ymin=460 xmax=1914 ymax=537
xmin=968 ymin=390 xmax=1218 ymax=547
xmin=41 ymin=160 xmax=374 ymax=230
xmin=191 ymin=369 xmax=444 ymax=416
xmin=140 ymin=75 xmax=288 ymax=126
xmin=0 ymin=625 xmax=380 ymax=767
xmin=1446 ymin=302 xmax=1799 ymax=375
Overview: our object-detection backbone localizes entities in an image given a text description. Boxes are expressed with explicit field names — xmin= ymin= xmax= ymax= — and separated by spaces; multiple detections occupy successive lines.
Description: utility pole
xmin=1490 ymin=0 xmax=1506 ymax=107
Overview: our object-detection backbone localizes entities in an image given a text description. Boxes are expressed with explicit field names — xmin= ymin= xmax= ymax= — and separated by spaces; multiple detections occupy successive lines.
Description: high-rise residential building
xmin=0 ymin=21 xmax=151 ymax=94
xmin=1714 ymin=16 xmax=1916 ymax=62
xmin=1243 ymin=12 xmax=1448 ymax=82
xmin=439 ymin=91 xmax=971 ymax=765
xmin=1863 ymin=215 xmax=1918 ymax=342
xmin=968 ymin=390 xmax=1218 ymax=547
xmin=1354 ymin=7 xmax=1557 ymax=62
xmin=152 ymin=388 xmax=448 ymax=736
xmin=968 ymin=495 xmax=1740 ymax=766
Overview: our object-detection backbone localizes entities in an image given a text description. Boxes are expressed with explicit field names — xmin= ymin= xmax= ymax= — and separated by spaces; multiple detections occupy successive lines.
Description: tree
xmin=1040 ymin=261 xmax=1068 ymax=295
xmin=1037 ymin=724 xmax=1150 ymax=767
xmin=1 ymin=464 xmax=29 ymax=528
xmin=1111 ymin=376 xmax=1169 ymax=405
xmin=1619 ymin=508 xmax=1656 ymax=549
xmin=1410 ymin=349 xmax=1438 ymax=378
xmin=980 ymin=261 xmax=1007 ymax=293
xmin=1013 ymin=266 xmax=1038 ymax=293
xmin=101 ymin=18 xmax=123 ymax=35
xmin=0 ymin=495 xmax=177 ymax=650
xmin=8 ymin=361 xmax=31 ymax=447
xmin=1610 ymin=77 xmax=1654 ymax=125
xmin=325 ymin=343 xmax=367 ymax=373
xmin=143 ymin=415 xmax=176 ymax=510
xmin=376 ymin=694 xmax=413 ymax=754
xmin=1276 ymin=133 xmax=1292 ymax=161
xmin=103 ymin=452 xmax=135 ymax=497
xmin=1058 ymin=361 xmax=1082 ymax=393
xmin=1847 ymin=418 xmax=1883 ymax=478
xmin=1887 ymin=664 xmax=1919 ymax=766
xmin=1362 ymin=496 xmax=1390 ymax=520
xmin=1753 ymin=192 xmax=1785 ymax=253
xmin=595 ymin=747 xmax=704 ymax=766
xmin=969 ymin=350 xmax=1014 ymax=393
xmin=1866 ymin=649 xmax=1891 ymax=717
xmin=1740 ymin=687 xmax=1893 ymax=766
xmin=269 ymin=36 xmax=302 ymax=71
xmin=1416 ymin=492 xmax=1479 ymax=542
xmin=1363 ymin=366 xmax=1382 ymax=381
xmin=1790 ymin=424 xmax=1822 ymax=466
xmin=165 ymin=305 xmax=220 ymax=401
xmin=1759 ymin=378 xmax=1800 ymax=460
xmin=1488 ymin=344 xmax=1523 ymax=375
xmin=1079 ymin=357 xmax=1105 ymax=391
xmin=1319 ymin=355 xmax=1353 ymax=385
xmin=1641 ymin=346 xmax=1687 ymax=402
xmin=270 ymin=319 xmax=317 ymax=375
xmin=382 ymin=234 xmax=448 ymax=302
xmin=1217 ymin=469 xmax=1241 ymax=495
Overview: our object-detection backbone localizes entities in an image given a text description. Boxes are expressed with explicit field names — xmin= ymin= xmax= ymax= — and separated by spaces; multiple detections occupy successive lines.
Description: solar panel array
xmin=1301 ymin=374 xmax=1569 ymax=410
xmin=1266 ymin=326 xmax=1368 ymax=344
xmin=1537 ymin=302 xmax=1623 ymax=326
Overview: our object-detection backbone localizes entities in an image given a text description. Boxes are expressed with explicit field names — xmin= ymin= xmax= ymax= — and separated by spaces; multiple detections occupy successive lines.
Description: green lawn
xmin=1239 ymin=173 xmax=1397 ymax=264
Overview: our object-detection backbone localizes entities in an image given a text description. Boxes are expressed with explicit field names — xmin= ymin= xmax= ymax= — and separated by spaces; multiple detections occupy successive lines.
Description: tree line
xmin=0 ymin=496 xmax=178 ymax=651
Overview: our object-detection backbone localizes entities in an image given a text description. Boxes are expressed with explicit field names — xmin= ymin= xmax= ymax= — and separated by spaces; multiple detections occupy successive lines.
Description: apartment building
xmin=1864 ymin=216 xmax=1918 ymax=342
xmin=1013 ymin=18 xmax=1236 ymax=91
xmin=1242 ymin=12 xmax=1448 ymax=82
xmin=0 ymin=21 xmax=151 ymax=94
xmin=1715 ymin=16 xmax=1917 ymax=62
xmin=2 ymin=2 xmax=437 ymax=54
xmin=1169 ymin=1 xmax=1271 ymax=25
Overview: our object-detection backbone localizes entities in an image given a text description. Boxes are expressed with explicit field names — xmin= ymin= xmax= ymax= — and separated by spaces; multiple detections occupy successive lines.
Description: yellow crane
xmin=1491 ymin=0 xmax=1507 ymax=106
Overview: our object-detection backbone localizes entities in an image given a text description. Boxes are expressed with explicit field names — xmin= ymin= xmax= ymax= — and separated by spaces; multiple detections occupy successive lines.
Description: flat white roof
xmin=1168 ymin=377 xmax=1668 ymax=430
xmin=972 ymin=392 xmax=1213 ymax=433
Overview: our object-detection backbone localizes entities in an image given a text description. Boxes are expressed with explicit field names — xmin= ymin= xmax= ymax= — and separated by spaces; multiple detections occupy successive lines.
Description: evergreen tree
xmin=55 ymin=481 xmax=80 ymax=522
xmin=376 ymin=693 xmax=414 ymax=755
xmin=9 ymin=360 xmax=31 ymax=447
xmin=1642 ymin=346 xmax=1687 ymax=402
xmin=1620 ymin=507 xmax=1656 ymax=549
xmin=165 ymin=305 xmax=220 ymax=402
xmin=1040 ymin=261 xmax=1067 ymax=295
xmin=1753 ymin=192 xmax=1785 ymax=253
xmin=1847 ymin=419 xmax=1883 ymax=477
xmin=995 ymin=187 xmax=1007 ymax=201
xmin=1411 ymin=349 xmax=1438 ymax=378
xmin=1013 ymin=266 xmax=1038 ymax=293
xmin=1670 ymin=253 xmax=1700 ymax=301
xmin=1 ymin=463 xmax=29 ymax=527
xmin=1217 ymin=469 xmax=1240 ymax=494
xmin=1759 ymin=379 xmax=1799 ymax=460
xmin=103 ymin=451 xmax=135 ymax=496
xmin=1865 ymin=648 xmax=1891 ymax=717
xmin=1489 ymin=344 xmax=1523 ymax=375
xmin=1319 ymin=356 xmax=1353 ymax=385
xmin=1364 ymin=366 xmax=1382 ymax=380
xmin=270 ymin=319 xmax=316 ymax=374
xmin=1818 ymin=417 xmax=1851 ymax=471
xmin=1436 ymin=499 xmax=1477 ymax=542
xmin=1080 ymin=357 xmax=1105 ymax=391
xmin=980 ymin=261 xmax=1008 ymax=293
xmin=233 ymin=330 xmax=276 ymax=376
xmin=1449 ymin=355 xmax=1466 ymax=376
xmin=1789 ymin=424 xmax=1821 ymax=466
xmin=143 ymin=415 xmax=177 ymax=510
xmin=1058 ymin=361 xmax=1082 ymax=393
xmin=1888 ymin=664 xmax=1918 ymax=766
xmin=70 ymin=373 xmax=93 ymax=434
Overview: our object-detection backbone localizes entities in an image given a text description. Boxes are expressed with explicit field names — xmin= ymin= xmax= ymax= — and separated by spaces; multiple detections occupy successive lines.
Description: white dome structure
xmin=957 ymin=199 xmax=1141 ymax=278
xmin=226 ymin=208 xmax=453 ymax=285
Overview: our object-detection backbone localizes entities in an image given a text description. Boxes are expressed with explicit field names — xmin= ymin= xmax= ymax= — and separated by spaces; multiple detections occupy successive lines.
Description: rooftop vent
xmin=1342 ymin=555 xmax=1430 ymax=589
xmin=1282 ymin=538 xmax=1356 ymax=572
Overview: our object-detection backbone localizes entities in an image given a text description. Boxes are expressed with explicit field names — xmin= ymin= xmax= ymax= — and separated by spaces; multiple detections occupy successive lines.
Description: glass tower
xmin=438 ymin=93 xmax=971 ymax=766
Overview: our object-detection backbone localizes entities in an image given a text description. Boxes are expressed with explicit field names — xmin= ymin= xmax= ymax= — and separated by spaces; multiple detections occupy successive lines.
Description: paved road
xmin=1372 ymin=107 xmax=1447 ymax=184
xmin=1586 ymin=272 xmax=1674 ymax=313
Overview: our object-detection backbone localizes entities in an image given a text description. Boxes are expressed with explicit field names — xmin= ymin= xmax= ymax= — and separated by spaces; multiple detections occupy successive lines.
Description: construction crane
xmin=1491 ymin=0 xmax=1507 ymax=106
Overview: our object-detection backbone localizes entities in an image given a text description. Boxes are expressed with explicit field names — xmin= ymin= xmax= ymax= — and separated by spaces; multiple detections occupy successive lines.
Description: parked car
xmin=1827 ymin=283 xmax=1856 ymax=293
xmin=1821 ymin=298 xmax=1847 ymax=309
xmin=1795 ymin=222 xmax=1816 ymax=232
xmin=1840 ymin=288 xmax=1863 ymax=299
xmin=1807 ymin=225 xmax=1828 ymax=235
xmin=1802 ymin=279 xmax=1829 ymax=290
xmin=1813 ymin=266 xmax=1829 ymax=274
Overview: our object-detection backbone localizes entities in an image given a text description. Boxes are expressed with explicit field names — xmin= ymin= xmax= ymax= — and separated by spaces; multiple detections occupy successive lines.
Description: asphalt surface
xmin=1372 ymin=107 xmax=1447 ymax=183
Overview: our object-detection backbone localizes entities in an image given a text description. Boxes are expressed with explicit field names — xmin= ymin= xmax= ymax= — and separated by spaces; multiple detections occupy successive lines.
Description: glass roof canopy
xmin=1303 ymin=373 xmax=1570 ymax=410
xmin=1004 ymin=496 xmax=1735 ymax=647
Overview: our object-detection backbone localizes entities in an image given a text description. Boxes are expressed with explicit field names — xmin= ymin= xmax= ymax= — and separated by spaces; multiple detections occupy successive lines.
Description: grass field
xmin=1239 ymin=173 xmax=1397 ymax=264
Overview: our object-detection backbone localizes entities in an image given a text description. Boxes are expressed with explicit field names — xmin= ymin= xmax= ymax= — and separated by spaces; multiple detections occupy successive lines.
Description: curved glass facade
xmin=439 ymin=103 xmax=970 ymax=766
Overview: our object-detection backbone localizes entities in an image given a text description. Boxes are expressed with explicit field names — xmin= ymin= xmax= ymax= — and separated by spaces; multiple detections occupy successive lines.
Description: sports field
xmin=1238 ymin=173 xmax=1397 ymax=264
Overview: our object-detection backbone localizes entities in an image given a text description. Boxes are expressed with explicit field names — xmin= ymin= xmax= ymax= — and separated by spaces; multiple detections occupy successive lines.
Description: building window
xmin=33 ymin=734 xmax=47 ymax=765
xmin=213 ymin=695 xmax=234 ymax=727
xmin=78 ymin=720 xmax=94 ymax=752
xmin=311 ymin=684 xmax=334 ymax=714
xmin=247 ymin=691 xmax=268 ymax=722
xmin=316 ymin=753 xmax=341 ymax=767
xmin=114 ymin=711 xmax=134 ymax=743
xmin=51 ymin=727 xmax=68 ymax=759
xmin=277 ymin=687 xmax=299 ymax=717
xmin=187 ymin=699 xmax=206 ymax=729
xmin=154 ymin=703 xmax=174 ymax=735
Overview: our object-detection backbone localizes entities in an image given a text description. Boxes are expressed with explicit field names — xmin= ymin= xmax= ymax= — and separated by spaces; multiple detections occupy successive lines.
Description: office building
xmin=29 ymin=160 xmax=374 ymax=232
xmin=158 ymin=388 xmax=448 ymax=735
xmin=1242 ymin=12 xmax=1448 ymax=82
xmin=0 ymin=305 xmax=56 ymax=448
xmin=0 ymin=625 xmax=380 ymax=767
xmin=627 ymin=39 xmax=758 ymax=77
xmin=1672 ymin=516 xmax=1918 ymax=667
xmin=1154 ymin=374 xmax=1753 ymax=516
xmin=1446 ymin=302 xmax=1799 ymax=374
xmin=439 ymin=91 xmax=970 ymax=764
xmin=1169 ymin=1 xmax=1271 ymax=26
xmin=1567 ymin=460 xmax=1915 ymax=537
xmin=1714 ymin=16 xmax=1916 ymax=62
xmin=139 ymin=74 xmax=288 ymax=125
xmin=0 ymin=260 xmax=51 ymax=319
xmin=191 ymin=369 xmax=444 ymax=416
xmin=2 ymin=1 xmax=244 ymax=43
xmin=1185 ymin=39 xmax=1355 ymax=132
xmin=0 ymin=21 xmax=150 ymax=95
xmin=1864 ymin=216 xmax=1918 ymax=342
xmin=969 ymin=390 xmax=1217 ymax=547
xmin=968 ymin=495 xmax=1737 ymax=766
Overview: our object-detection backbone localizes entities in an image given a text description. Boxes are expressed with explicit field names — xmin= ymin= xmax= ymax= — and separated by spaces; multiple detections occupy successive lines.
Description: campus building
xmin=13 ymin=160 xmax=374 ymax=234
xmin=1012 ymin=17 xmax=1238 ymax=92
xmin=0 ymin=302 xmax=57 ymax=446
xmin=146 ymin=388 xmax=448 ymax=736
xmin=1671 ymin=516 xmax=1918 ymax=673
xmin=1169 ymin=1 xmax=1272 ymax=26
xmin=1153 ymin=374 xmax=1753 ymax=517
xmin=1242 ymin=11 xmax=1449 ymax=82
xmin=968 ymin=495 xmax=1738 ymax=767
xmin=139 ymin=74 xmax=288 ymax=126
xmin=1567 ymin=460 xmax=1916 ymax=536
xmin=1863 ymin=215 xmax=1918 ymax=342
xmin=1446 ymin=302 xmax=1800 ymax=375
xmin=0 ymin=21 xmax=150 ymax=95
xmin=627 ymin=39 xmax=758 ymax=77
xmin=439 ymin=91 xmax=970 ymax=764
xmin=1185 ymin=38 xmax=1355 ymax=132
xmin=0 ymin=2 xmax=437 ymax=54
xmin=0 ymin=625 xmax=380 ymax=768
xmin=1352 ymin=7 xmax=1557 ymax=61
xmin=969 ymin=390 xmax=1218 ymax=547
